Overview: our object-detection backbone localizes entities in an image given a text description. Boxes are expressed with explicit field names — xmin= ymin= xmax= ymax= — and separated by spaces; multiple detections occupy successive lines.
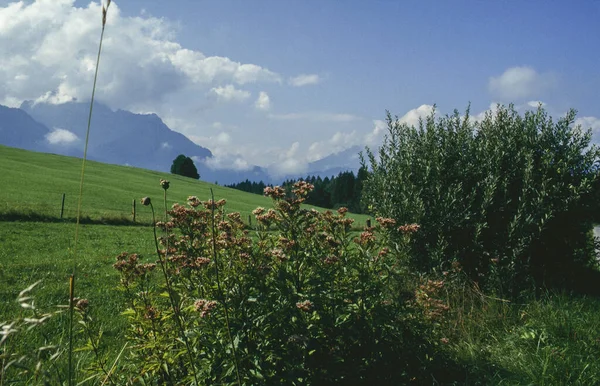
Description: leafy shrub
xmin=170 ymin=154 xmax=200 ymax=179
xmin=112 ymin=181 xmax=448 ymax=385
xmin=362 ymin=105 xmax=600 ymax=296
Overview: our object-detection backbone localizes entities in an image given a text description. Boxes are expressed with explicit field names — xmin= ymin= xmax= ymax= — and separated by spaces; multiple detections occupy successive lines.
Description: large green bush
xmin=363 ymin=105 xmax=600 ymax=295
xmin=107 ymin=181 xmax=450 ymax=385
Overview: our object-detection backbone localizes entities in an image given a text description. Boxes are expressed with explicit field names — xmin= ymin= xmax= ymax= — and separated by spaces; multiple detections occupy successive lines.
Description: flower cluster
xmin=292 ymin=181 xmax=314 ymax=197
xmin=264 ymin=186 xmax=286 ymax=199
xmin=296 ymin=300 xmax=313 ymax=312
xmin=114 ymin=253 xmax=156 ymax=279
xmin=187 ymin=196 xmax=201 ymax=208
xmin=415 ymin=279 xmax=450 ymax=320
xmin=202 ymin=198 xmax=226 ymax=210
xmin=194 ymin=299 xmax=218 ymax=318
xmin=354 ymin=229 xmax=376 ymax=247
xmin=376 ymin=217 xmax=397 ymax=229
xmin=398 ymin=223 xmax=420 ymax=234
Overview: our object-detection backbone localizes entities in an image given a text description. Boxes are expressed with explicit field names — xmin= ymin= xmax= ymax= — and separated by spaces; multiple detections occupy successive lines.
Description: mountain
xmin=19 ymin=101 xmax=272 ymax=184
xmin=0 ymin=104 xmax=51 ymax=152
xmin=1 ymin=101 xmax=361 ymax=185
xmin=305 ymin=145 xmax=364 ymax=178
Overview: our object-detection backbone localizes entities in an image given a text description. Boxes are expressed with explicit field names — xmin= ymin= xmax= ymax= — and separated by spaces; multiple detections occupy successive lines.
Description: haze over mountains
xmin=0 ymin=101 xmax=361 ymax=184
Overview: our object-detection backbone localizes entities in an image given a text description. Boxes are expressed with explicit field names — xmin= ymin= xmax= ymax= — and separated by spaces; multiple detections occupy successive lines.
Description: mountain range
xmin=0 ymin=101 xmax=361 ymax=184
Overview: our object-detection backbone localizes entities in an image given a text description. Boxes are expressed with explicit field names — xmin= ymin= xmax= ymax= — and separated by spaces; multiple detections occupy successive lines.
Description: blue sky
xmin=2 ymin=0 xmax=599 ymax=176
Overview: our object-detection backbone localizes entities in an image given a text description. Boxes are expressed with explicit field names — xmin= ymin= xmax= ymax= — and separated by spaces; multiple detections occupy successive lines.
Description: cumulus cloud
xmin=365 ymin=119 xmax=387 ymax=146
xmin=190 ymin=130 xmax=251 ymax=171
xmin=267 ymin=142 xmax=309 ymax=177
xmin=305 ymin=105 xmax=435 ymax=164
xmin=46 ymin=128 xmax=79 ymax=145
xmin=396 ymin=104 xmax=436 ymax=127
xmin=288 ymin=74 xmax=321 ymax=87
xmin=307 ymin=131 xmax=359 ymax=162
xmin=268 ymin=112 xmax=359 ymax=122
xmin=574 ymin=116 xmax=600 ymax=143
xmin=489 ymin=66 xmax=557 ymax=101
xmin=0 ymin=0 xmax=280 ymax=111
xmin=209 ymin=85 xmax=250 ymax=102
xmin=254 ymin=91 xmax=271 ymax=111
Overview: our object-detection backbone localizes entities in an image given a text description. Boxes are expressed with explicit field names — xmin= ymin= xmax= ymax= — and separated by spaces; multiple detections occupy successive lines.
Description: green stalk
xmin=210 ymin=188 xmax=242 ymax=386
xmin=69 ymin=3 xmax=111 ymax=385
xmin=149 ymin=201 xmax=200 ymax=386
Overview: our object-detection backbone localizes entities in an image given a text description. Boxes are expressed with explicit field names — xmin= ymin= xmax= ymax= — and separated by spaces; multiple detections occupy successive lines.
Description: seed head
xmin=141 ymin=197 xmax=151 ymax=206
xmin=160 ymin=179 xmax=170 ymax=190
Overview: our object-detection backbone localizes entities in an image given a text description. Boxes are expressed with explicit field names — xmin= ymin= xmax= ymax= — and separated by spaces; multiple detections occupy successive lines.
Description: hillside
xmin=0 ymin=144 xmax=370 ymax=226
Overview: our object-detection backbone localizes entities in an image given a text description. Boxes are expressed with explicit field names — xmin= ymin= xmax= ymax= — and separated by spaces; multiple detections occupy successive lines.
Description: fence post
xmin=132 ymin=199 xmax=136 ymax=222
xmin=60 ymin=193 xmax=66 ymax=219
xmin=248 ymin=214 xmax=252 ymax=229
xmin=366 ymin=218 xmax=371 ymax=228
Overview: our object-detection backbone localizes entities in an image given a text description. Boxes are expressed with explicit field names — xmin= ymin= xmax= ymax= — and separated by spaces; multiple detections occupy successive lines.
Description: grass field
xmin=0 ymin=144 xmax=371 ymax=226
xmin=0 ymin=144 xmax=371 ymax=372
xmin=2 ymin=144 xmax=600 ymax=385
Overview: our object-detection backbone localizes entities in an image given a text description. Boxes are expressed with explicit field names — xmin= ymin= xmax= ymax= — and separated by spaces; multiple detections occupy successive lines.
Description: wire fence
xmin=0 ymin=193 xmax=373 ymax=229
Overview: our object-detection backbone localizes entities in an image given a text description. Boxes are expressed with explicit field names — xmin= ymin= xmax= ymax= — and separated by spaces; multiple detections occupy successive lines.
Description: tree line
xmin=225 ymin=167 xmax=369 ymax=213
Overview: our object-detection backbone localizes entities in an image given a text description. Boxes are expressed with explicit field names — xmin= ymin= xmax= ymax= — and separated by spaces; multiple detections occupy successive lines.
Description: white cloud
xmin=471 ymin=103 xmax=500 ymax=122
xmin=267 ymin=142 xmax=308 ymax=177
xmin=526 ymin=100 xmax=546 ymax=108
xmin=575 ymin=116 xmax=600 ymax=132
xmin=200 ymin=154 xmax=252 ymax=171
xmin=575 ymin=116 xmax=600 ymax=143
xmin=397 ymin=104 xmax=436 ymax=127
xmin=288 ymin=74 xmax=321 ymax=87
xmin=365 ymin=119 xmax=387 ymax=146
xmin=209 ymin=85 xmax=250 ymax=102
xmin=307 ymin=131 xmax=359 ymax=162
xmin=160 ymin=142 xmax=172 ymax=149
xmin=0 ymin=0 xmax=280 ymax=110
xmin=489 ymin=66 xmax=557 ymax=100
xmin=268 ymin=112 xmax=359 ymax=122
xmin=254 ymin=91 xmax=271 ymax=111
xmin=45 ymin=128 xmax=79 ymax=145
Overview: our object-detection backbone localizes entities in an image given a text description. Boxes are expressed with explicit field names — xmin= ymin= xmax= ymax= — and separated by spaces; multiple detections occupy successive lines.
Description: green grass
xmin=439 ymin=287 xmax=600 ymax=385
xmin=0 ymin=144 xmax=371 ymax=226
xmin=0 ymin=144 xmax=370 ymax=362
xmin=2 ymin=144 xmax=600 ymax=384
xmin=0 ymin=221 xmax=154 ymax=352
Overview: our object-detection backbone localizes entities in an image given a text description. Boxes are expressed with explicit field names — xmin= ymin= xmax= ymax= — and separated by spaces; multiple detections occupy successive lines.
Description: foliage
xmin=438 ymin=274 xmax=600 ymax=385
xmin=226 ymin=167 xmax=370 ymax=214
xmin=170 ymin=154 xmax=200 ymax=180
xmin=0 ymin=283 xmax=114 ymax=385
xmin=111 ymin=180 xmax=445 ymax=384
xmin=363 ymin=105 xmax=600 ymax=296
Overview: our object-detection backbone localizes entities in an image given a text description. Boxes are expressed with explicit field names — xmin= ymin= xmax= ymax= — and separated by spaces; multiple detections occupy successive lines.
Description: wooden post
xmin=366 ymin=218 xmax=371 ymax=228
xmin=132 ymin=199 xmax=136 ymax=222
xmin=60 ymin=193 xmax=66 ymax=219
xmin=248 ymin=214 xmax=252 ymax=229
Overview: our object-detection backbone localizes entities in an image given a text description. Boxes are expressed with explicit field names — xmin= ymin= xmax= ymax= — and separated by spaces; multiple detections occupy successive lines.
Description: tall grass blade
xmin=69 ymin=2 xmax=111 ymax=385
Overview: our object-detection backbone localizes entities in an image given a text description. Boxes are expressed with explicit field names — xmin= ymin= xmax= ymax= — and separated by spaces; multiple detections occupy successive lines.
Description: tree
xmin=363 ymin=105 xmax=600 ymax=295
xmin=170 ymin=154 xmax=200 ymax=179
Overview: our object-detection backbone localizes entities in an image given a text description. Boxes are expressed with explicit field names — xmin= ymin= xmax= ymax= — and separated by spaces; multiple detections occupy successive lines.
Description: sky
xmin=0 ymin=0 xmax=599 ymax=176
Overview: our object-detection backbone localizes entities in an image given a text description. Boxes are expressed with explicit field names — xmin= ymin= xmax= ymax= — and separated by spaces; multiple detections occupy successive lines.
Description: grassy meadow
xmin=0 ymin=145 xmax=370 ymax=226
xmin=2 ymin=143 xmax=600 ymax=384
xmin=0 ymin=144 xmax=372 ymax=372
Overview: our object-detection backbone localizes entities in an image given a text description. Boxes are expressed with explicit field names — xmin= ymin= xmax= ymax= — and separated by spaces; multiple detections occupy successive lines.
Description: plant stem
xmin=69 ymin=3 xmax=110 ymax=384
xmin=210 ymin=188 xmax=242 ymax=386
xmin=150 ymin=202 xmax=200 ymax=386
